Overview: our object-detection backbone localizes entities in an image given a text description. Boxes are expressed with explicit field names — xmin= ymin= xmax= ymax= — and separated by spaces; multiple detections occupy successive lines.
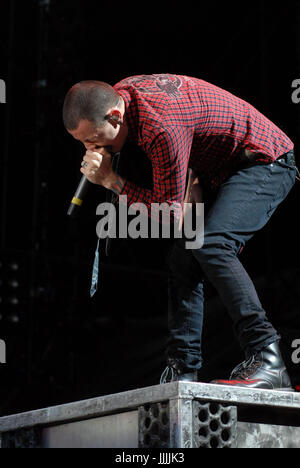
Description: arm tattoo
xmin=110 ymin=174 xmax=125 ymax=195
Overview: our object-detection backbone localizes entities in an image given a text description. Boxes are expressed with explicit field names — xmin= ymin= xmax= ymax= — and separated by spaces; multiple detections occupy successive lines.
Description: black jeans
xmin=167 ymin=151 xmax=297 ymax=371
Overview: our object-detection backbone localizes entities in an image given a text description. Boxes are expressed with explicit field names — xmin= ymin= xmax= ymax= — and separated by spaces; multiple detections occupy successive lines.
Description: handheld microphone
xmin=67 ymin=174 xmax=90 ymax=217
xmin=67 ymin=151 xmax=121 ymax=217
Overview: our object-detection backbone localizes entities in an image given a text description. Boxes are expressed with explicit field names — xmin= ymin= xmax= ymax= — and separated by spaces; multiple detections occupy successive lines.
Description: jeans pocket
xmin=275 ymin=150 xmax=298 ymax=171
xmin=275 ymin=159 xmax=296 ymax=171
xmin=275 ymin=158 xmax=300 ymax=181
xmin=266 ymin=162 xmax=296 ymax=217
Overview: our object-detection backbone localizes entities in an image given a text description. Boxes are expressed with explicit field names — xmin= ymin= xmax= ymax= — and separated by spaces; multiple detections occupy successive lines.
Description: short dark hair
xmin=63 ymin=80 xmax=121 ymax=130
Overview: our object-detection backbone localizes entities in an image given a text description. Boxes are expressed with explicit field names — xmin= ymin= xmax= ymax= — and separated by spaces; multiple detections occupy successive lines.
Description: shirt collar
xmin=117 ymin=89 xmax=138 ymax=143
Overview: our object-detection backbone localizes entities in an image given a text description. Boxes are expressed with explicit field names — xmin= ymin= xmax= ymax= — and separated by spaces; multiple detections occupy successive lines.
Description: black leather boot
xmin=211 ymin=341 xmax=293 ymax=391
xmin=160 ymin=359 xmax=198 ymax=384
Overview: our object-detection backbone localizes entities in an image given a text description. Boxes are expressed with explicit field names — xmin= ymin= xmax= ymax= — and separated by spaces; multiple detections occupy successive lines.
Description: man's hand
xmin=80 ymin=148 xmax=116 ymax=189
xmin=179 ymin=169 xmax=203 ymax=231
xmin=183 ymin=169 xmax=203 ymax=205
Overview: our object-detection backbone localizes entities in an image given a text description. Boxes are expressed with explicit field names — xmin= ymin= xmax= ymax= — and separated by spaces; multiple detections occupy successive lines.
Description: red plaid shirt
xmin=114 ymin=74 xmax=293 ymax=214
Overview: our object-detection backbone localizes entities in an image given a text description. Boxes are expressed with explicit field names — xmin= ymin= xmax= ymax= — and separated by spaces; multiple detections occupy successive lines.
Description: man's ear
xmin=105 ymin=109 xmax=123 ymax=127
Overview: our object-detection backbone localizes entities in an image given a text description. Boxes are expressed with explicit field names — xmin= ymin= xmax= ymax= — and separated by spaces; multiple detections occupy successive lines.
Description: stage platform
xmin=0 ymin=382 xmax=300 ymax=448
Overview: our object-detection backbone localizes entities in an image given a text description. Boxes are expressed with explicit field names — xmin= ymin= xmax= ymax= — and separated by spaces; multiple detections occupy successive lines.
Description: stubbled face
xmin=68 ymin=118 xmax=128 ymax=154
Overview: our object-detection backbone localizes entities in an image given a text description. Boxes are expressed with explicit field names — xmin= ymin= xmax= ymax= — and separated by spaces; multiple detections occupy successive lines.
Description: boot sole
xmin=273 ymin=387 xmax=294 ymax=392
xmin=210 ymin=382 xmax=295 ymax=392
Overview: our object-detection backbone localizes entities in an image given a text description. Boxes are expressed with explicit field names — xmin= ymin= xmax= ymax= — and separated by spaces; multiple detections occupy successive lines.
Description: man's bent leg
xmin=192 ymin=156 xmax=296 ymax=356
xmin=161 ymin=239 xmax=204 ymax=382
xmin=191 ymin=154 xmax=296 ymax=389
xmin=194 ymin=242 xmax=279 ymax=356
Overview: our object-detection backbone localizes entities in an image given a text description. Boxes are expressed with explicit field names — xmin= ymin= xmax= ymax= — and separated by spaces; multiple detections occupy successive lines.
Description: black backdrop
xmin=0 ymin=1 xmax=299 ymax=416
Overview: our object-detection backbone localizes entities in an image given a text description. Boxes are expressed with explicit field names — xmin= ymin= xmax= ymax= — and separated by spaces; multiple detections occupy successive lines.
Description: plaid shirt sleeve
xmin=119 ymin=127 xmax=193 ymax=221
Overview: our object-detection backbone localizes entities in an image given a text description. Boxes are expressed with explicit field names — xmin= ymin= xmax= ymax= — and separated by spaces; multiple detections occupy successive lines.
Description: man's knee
xmin=192 ymin=236 xmax=242 ymax=267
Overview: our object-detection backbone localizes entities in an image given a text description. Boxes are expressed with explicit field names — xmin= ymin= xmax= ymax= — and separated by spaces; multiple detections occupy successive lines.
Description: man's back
xmin=115 ymin=74 xmax=293 ymax=188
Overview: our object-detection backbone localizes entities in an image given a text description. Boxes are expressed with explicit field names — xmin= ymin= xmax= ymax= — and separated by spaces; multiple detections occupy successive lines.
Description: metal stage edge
xmin=0 ymin=382 xmax=300 ymax=448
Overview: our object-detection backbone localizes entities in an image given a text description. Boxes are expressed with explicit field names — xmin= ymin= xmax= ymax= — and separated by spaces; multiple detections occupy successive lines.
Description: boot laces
xmin=230 ymin=354 xmax=261 ymax=380
xmin=160 ymin=366 xmax=176 ymax=384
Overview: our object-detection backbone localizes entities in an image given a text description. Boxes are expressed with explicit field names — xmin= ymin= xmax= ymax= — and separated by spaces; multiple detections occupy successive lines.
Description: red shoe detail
xmin=214 ymin=379 xmax=259 ymax=385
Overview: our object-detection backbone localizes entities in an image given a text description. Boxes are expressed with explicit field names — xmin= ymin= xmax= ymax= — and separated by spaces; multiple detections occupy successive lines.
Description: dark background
xmin=0 ymin=1 xmax=299 ymax=416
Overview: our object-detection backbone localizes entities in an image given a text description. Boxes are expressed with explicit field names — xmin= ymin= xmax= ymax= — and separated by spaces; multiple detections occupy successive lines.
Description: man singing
xmin=63 ymin=74 xmax=298 ymax=390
